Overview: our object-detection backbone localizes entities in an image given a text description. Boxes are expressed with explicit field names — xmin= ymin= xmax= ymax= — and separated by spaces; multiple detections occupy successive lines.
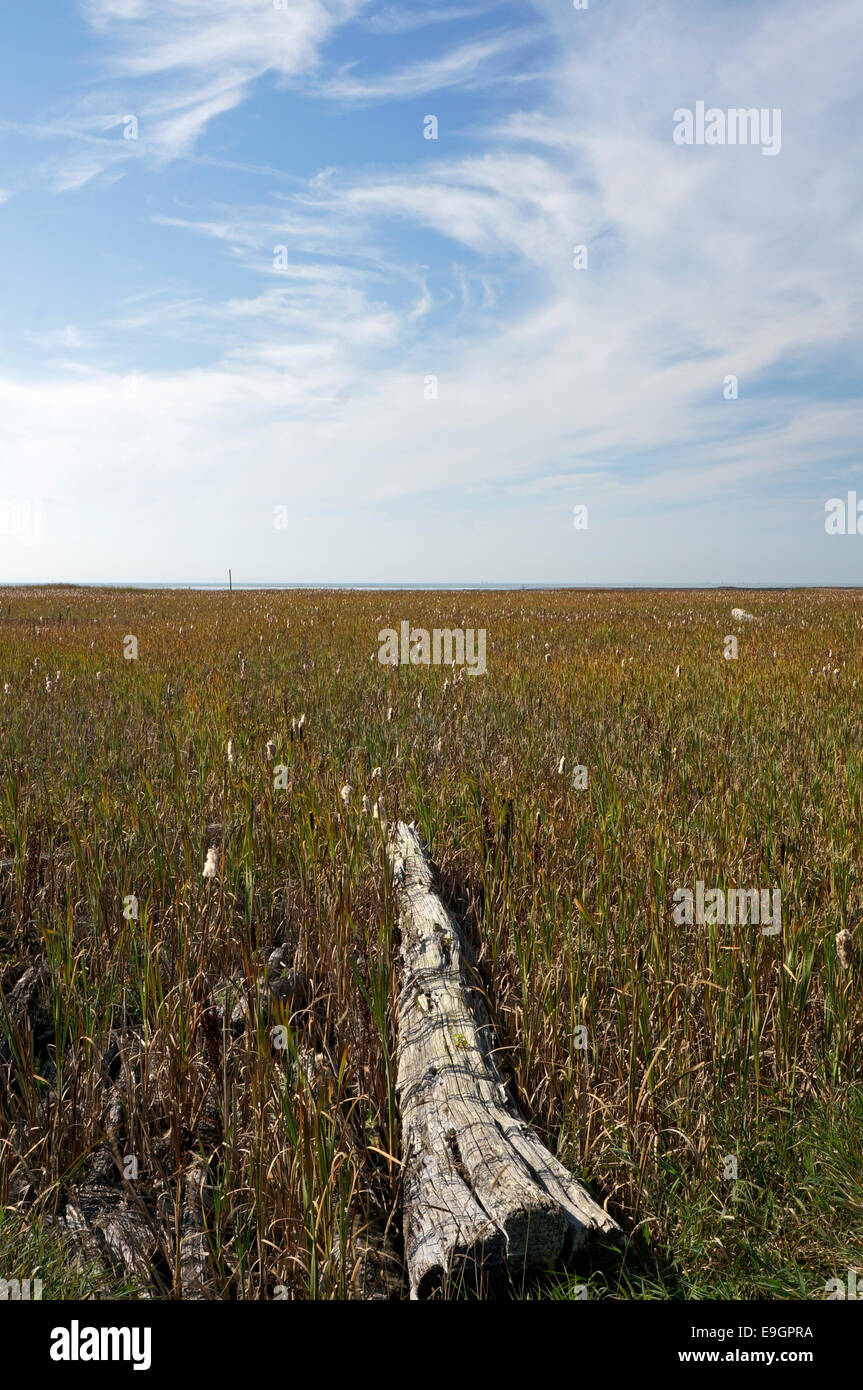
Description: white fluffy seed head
xmin=836 ymin=929 xmax=853 ymax=969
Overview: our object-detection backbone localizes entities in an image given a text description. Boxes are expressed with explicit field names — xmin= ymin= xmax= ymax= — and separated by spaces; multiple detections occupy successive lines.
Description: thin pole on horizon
xmin=229 ymin=569 xmax=232 ymax=592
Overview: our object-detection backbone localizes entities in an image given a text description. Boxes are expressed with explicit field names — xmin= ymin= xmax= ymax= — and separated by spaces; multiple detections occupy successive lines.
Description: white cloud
xmin=2 ymin=0 xmax=862 ymax=582
xmin=320 ymin=29 xmax=538 ymax=102
xmin=26 ymin=325 xmax=87 ymax=350
xmin=24 ymin=2 xmax=536 ymax=189
xmin=363 ymin=6 xmax=498 ymax=36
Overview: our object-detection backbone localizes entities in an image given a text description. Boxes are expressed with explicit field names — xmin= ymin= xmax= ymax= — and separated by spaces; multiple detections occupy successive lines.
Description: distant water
xmin=2 ymin=581 xmax=846 ymax=592
xmin=59 ymin=581 xmax=825 ymax=592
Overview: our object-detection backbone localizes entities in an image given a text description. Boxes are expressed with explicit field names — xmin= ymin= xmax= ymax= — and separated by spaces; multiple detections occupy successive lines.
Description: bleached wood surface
xmin=389 ymin=820 xmax=620 ymax=1298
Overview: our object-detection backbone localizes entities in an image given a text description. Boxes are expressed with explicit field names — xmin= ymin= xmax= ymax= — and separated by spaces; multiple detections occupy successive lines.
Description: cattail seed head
xmin=836 ymin=928 xmax=853 ymax=969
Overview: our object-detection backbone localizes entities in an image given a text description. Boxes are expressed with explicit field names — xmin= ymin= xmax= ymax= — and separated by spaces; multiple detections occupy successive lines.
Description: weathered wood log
xmin=389 ymin=821 xmax=620 ymax=1298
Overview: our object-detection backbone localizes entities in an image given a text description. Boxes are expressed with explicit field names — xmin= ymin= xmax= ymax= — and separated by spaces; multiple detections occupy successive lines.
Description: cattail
xmin=675 ymin=664 xmax=681 ymax=678
xmin=371 ymin=766 xmax=382 ymax=779
xmin=96 ymin=671 xmax=103 ymax=681
xmin=340 ymin=783 xmax=353 ymax=807
xmin=202 ymin=846 xmax=219 ymax=880
xmin=387 ymin=706 xmax=394 ymax=722
xmin=557 ymin=755 xmax=565 ymax=775
xmin=2 ymin=683 xmax=10 ymax=695
xmin=836 ymin=929 xmax=853 ymax=969
xmin=416 ymin=692 xmax=423 ymax=711
xmin=361 ymin=794 xmax=370 ymax=813
xmin=266 ymin=739 xmax=276 ymax=761
xmin=372 ymin=800 xmax=380 ymax=820
xmin=45 ymin=677 xmax=52 ymax=693
xmin=544 ymin=652 xmax=551 ymax=663
xmin=227 ymin=739 xmax=235 ymax=765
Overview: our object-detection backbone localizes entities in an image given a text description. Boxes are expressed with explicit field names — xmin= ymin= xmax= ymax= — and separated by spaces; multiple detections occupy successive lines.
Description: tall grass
xmin=0 ymin=586 xmax=860 ymax=1298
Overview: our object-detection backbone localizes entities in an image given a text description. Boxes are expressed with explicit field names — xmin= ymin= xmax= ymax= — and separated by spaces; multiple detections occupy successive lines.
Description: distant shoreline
xmin=3 ymin=582 xmax=863 ymax=593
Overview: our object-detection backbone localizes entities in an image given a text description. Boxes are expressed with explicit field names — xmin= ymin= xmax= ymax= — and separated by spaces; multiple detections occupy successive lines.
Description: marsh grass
xmin=0 ymin=586 xmax=860 ymax=1298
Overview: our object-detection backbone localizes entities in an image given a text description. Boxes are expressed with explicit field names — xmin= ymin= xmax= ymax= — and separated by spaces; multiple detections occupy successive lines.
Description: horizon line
xmin=4 ymin=581 xmax=863 ymax=593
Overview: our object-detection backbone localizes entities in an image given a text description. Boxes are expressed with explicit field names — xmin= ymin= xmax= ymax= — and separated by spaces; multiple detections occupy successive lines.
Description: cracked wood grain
xmin=388 ymin=820 xmax=620 ymax=1298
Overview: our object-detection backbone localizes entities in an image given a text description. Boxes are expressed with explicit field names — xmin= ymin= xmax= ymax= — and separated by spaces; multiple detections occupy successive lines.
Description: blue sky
xmin=1 ymin=0 xmax=862 ymax=585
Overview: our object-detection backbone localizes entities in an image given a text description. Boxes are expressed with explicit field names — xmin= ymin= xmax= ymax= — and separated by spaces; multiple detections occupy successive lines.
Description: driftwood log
xmin=389 ymin=821 xmax=620 ymax=1298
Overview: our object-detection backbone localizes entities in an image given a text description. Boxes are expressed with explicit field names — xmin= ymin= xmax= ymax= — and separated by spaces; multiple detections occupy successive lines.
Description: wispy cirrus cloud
xmin=362 ymin=5 xmax=500 ymax=36
xmin=22 ymin=1 xmax=534 ymax=190
xmin=2 ymin=0 xmax=862 ymax=583
xmin=320 ymin=28 xmax=540 ymax=101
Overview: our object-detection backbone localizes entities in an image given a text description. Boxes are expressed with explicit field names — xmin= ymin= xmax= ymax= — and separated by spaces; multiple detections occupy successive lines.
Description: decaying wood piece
xmin=61 ymin=1089 xmax=160 ymax=1293
xmin=179 ymin=1155 xmax=214 ymax=1299
xmin=0 ymin=958 xmax=53 ymax=1071
xmin=389 ymin=821 xmax=620 ymax=1298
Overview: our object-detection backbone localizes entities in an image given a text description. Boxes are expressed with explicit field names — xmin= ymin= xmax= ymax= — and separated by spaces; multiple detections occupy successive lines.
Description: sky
xmin=0 ymin=0 xmax=862 ymax=586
